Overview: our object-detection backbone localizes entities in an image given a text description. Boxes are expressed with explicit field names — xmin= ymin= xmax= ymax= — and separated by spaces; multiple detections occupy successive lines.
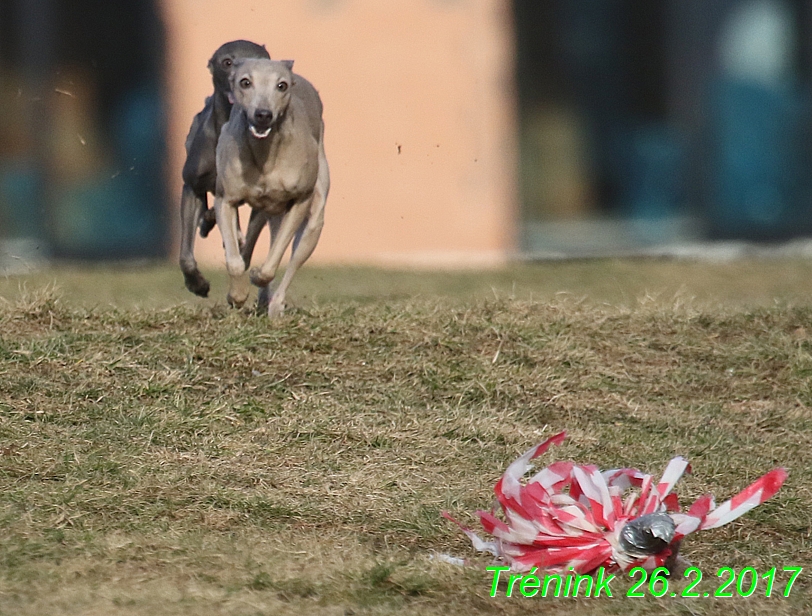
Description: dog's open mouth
xmin=249 ymin=124 xmax=272 ymax=139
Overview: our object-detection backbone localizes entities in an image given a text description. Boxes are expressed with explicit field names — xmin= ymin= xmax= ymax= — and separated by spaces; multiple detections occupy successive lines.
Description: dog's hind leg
xmin=241 ymin=208 xmax=268 ymax=269
xmin=249 ymin=198 xmax=310 ymax=291
xmin=179 ymin=184 xmax=211 ymax=297
xmin=199 ymin=207 xmax=217 ymax=238
xmin=256 ymin=214 xmax=282 ymax=312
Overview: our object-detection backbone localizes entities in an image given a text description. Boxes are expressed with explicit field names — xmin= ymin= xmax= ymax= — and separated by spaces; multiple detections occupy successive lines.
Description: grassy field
xmin=6 ymin=258 xmax=812 ymax=309
xmin=0 ymin=260 xmax=811 ymax=615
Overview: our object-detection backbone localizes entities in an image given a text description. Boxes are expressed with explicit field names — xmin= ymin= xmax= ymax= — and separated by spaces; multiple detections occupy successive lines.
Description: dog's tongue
xmin=250 ymin=125 xmax=272 ymax=139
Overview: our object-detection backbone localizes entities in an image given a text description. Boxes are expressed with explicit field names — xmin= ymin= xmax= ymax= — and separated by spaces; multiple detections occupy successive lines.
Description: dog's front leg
xmin=250 ymin=200 xmax=310 ymax=291
xmin=267 ymin=210 xmax=324 ymax=318
xmin=214 ymin=195 xmax=250 ymax=308
xmin=179 ymin=185 xmax=211 ymax=297
xmin=266 ymin=161 xmax=329 ymax=317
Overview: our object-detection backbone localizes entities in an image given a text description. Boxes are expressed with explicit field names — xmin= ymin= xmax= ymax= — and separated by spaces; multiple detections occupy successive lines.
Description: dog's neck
xmin=212 ymin=89 xmax=234 ymax=135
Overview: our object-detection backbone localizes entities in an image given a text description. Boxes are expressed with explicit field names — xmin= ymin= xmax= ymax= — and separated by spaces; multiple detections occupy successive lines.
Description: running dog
xmin=179 ymin=40 xmax=270 ymax=298
xmin=214 ymin=59 xmax=329 ymax=317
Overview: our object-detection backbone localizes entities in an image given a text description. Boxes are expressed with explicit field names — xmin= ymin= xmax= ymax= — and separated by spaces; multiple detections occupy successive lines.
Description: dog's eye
xmin=239 ymin=78 xmax=251 ymax=89
xmin=277 ymin=81 xmax=288 ymax=92
xmin=222 ymin=59 xmax=232 ymax=68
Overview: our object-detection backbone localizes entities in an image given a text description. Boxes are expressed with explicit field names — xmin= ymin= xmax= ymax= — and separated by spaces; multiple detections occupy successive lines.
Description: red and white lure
xmin=444 ymin=432 xmax=787 ymax=574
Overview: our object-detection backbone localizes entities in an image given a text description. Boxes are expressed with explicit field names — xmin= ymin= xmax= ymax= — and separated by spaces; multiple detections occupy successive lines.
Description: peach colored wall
xmin=161 ymin=0 xmax=518 ymax=268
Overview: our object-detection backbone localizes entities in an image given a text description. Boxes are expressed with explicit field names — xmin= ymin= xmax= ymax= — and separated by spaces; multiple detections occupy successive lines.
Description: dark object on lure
xmin=619 ymin=512 xmax=676 ymax=555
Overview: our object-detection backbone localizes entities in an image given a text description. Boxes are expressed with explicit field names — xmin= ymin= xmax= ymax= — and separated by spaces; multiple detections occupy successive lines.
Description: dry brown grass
xmin=0 ymin=263 xmax=810 ymax=614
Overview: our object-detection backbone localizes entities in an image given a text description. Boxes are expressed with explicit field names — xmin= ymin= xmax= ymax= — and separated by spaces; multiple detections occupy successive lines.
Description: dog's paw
xmin=227 ymin=274 xmax=250 ymax=308
xmin=227 ymin=292 xmax=248 ymax=309
xmin=199 ymin=210 xmax=216 ymax=238
xmin=249 ymin=268 xmax=273 ymax=288
xmin=256 ymin=286 xmax=272 ymax=312
xmin=183 ymin=271 xmax=210 ymax=298
xmin=267 ymin=301 xmax=286 ymax=319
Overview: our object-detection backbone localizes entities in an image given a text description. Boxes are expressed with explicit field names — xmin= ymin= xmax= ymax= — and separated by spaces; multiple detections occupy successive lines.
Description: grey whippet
xmin=179 ymin=40 xmax=270 ymax=298
xmin=215 ymin=59 xmax=329 ymax=317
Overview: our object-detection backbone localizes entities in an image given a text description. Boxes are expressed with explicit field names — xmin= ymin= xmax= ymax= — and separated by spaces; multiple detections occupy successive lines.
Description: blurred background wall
xmin=1 ymin=0 xmax=812 ymax=270
xmin=517 ymin=0 xmax=812 ymax=255
xmin=0 ymin=0 xmax=167 ymax=267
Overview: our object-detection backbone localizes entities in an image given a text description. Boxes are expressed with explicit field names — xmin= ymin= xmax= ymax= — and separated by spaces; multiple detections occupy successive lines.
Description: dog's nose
xmin=254 ymin=109 xmax=273 ymax=125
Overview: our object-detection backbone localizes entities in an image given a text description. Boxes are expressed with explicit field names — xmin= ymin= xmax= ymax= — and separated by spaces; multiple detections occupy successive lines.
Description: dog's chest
xmin=243 ymin=150 xmax=318 ymax=213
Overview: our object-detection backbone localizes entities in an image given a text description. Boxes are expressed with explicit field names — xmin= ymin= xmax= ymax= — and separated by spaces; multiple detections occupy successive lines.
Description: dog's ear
xmin=227 ymin=59 xmax=246 ymax=94
xmin=229 ymin=58 xmax=247 ymax=77
xmin=282 ymin=60 xmax=294 ymax=71
xmin=227 ymin=67 xmax=238 ymax=91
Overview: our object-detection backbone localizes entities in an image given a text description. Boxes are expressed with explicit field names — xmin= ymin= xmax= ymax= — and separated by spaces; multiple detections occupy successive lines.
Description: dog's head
xmin=208 ymin=40 xmax=270 ymax=95
xmin=230 ymin=59 xmax=295 ymax=140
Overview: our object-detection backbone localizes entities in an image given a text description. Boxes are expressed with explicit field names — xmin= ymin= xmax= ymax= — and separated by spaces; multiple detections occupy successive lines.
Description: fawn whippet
xmin=214 ymin=59 xmax=329 ymax=316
